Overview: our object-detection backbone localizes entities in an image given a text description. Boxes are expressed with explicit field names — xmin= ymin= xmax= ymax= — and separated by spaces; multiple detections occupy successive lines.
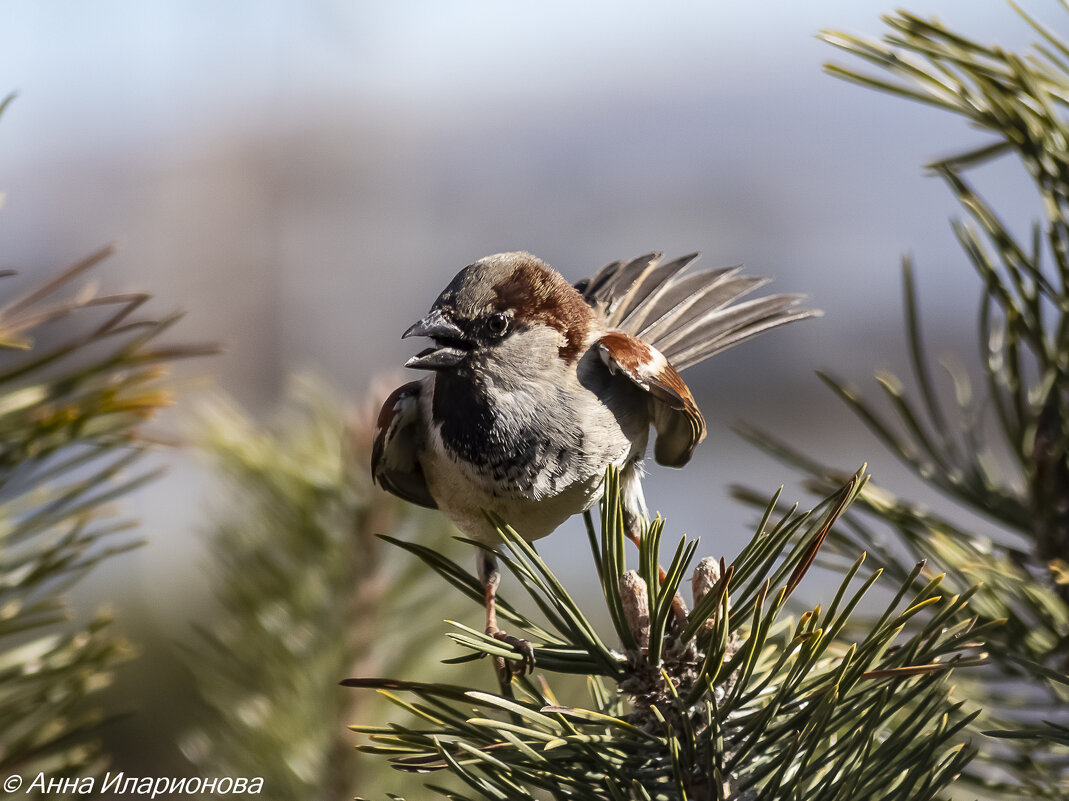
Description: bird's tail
xmin=575 ymin=253 xmax=818 ymax=371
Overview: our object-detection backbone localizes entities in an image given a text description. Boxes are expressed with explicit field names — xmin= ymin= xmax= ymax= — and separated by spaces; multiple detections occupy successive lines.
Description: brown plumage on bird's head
xmin=404 ymin=252 xmax=594 ymax=370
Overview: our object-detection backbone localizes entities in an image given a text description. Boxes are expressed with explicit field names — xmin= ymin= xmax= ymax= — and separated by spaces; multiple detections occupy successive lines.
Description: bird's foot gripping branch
xmin=344 ymin=467 xmax=988 ymax=801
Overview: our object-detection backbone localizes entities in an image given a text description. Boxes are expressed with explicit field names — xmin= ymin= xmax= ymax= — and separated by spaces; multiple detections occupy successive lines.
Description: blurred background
xmin=0 ymin=0 xmax=1055 ymax=788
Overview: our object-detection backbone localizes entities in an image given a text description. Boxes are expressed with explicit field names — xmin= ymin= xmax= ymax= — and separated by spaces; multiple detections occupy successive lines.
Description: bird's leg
xmin=478 ymin=550 xmax=535 ymax=679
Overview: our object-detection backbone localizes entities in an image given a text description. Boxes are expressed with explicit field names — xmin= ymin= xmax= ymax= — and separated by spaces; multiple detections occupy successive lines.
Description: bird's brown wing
xmin=596 ymin=332 xmax=707 ymax=468
xmin=371 ymin=381 xmax=438 ymax=509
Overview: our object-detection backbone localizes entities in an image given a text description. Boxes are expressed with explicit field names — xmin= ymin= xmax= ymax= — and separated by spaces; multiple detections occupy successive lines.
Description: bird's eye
xmin=486 ymin=313 xmax=510 ymax=336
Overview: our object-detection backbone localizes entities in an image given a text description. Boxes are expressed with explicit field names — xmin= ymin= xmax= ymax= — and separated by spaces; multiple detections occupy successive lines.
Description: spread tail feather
xmin=578 ymin=253 xmax=818 ymax=372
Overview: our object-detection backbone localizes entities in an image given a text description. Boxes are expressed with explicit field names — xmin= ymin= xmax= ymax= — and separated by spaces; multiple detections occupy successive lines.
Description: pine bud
xmin=619 ymin=570 xmax=650 ymax=650
xmin=691 ymin=557 xmax=726 ymax=635
xmin=691 ymin=557 xmax=722 ymax=606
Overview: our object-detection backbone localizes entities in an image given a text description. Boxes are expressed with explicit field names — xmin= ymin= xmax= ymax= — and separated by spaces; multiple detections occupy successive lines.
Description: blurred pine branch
xmin=183 ymin=376 xmax=466 ymax=800
xmin=0 ymin=231 xmax=216 ymax=785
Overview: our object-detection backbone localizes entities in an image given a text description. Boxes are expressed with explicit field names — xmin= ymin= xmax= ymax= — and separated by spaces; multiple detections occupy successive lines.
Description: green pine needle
xmin=347 ymin=466 xmax=984 ymax=800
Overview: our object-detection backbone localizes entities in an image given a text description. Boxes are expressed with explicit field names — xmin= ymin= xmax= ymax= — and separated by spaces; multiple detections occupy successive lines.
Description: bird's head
xmin=403 ymin=252 xmax=593 ymax=372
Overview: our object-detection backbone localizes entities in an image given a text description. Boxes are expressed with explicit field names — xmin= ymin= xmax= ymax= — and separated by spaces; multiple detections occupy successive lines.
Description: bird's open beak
xmin=402 ymin=308 xmax=470 ymax=370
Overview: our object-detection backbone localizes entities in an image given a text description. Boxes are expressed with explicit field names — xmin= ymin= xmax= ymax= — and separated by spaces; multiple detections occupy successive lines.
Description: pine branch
xmin=183 ymin=377 xmax=468 ymax=800
xmin=346 ymin=467 xmax=984 ymax=801
xmin=739 ymin=5 xmax=1069 ymax=797
xmin=0 ymin=245 xmax=216 ymax=782
xmin=822 ymin=8 xmax=1069 ymax=203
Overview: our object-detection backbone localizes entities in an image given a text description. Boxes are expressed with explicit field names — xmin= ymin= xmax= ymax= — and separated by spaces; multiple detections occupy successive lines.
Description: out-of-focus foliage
xmin=346 ymin=467 xmax=987 ymax=800
xmin=738 ymin=6 xmax=1069 ymax=799
xmin=183 ymin=376 xmax=464 ymax=800
xmin=0 ymin=225 xmax=214 ymax=784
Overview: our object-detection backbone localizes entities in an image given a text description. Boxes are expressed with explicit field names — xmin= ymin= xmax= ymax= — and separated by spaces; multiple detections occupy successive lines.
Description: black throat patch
xmin=431 ymin=370 xmax=497 ymax=467
xmin=431 ymin=368 xmax=588 ymax=497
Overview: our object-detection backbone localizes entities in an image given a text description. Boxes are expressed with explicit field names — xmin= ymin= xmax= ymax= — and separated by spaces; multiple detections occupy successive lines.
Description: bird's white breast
xmin=418 ymin=342 xmax=646 ymax=544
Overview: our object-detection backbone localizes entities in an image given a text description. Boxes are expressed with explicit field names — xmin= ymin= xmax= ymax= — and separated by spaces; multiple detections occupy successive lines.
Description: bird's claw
xmin=487 ymin=627 xmax=535 ymax=677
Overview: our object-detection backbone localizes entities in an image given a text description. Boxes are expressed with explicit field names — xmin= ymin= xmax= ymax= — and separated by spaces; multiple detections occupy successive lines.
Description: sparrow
xmin=372 ymin=251 xmax=816 ymax=673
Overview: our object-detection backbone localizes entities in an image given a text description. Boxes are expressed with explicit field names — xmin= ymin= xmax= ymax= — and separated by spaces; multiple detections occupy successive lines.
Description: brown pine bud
xmin=691 ymin=557 xmax=726 ymax=636
xmin=619 ymin=570 xmax=650 ymax=651
xmin=691 ymin=557 xmax=722 ymax=606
